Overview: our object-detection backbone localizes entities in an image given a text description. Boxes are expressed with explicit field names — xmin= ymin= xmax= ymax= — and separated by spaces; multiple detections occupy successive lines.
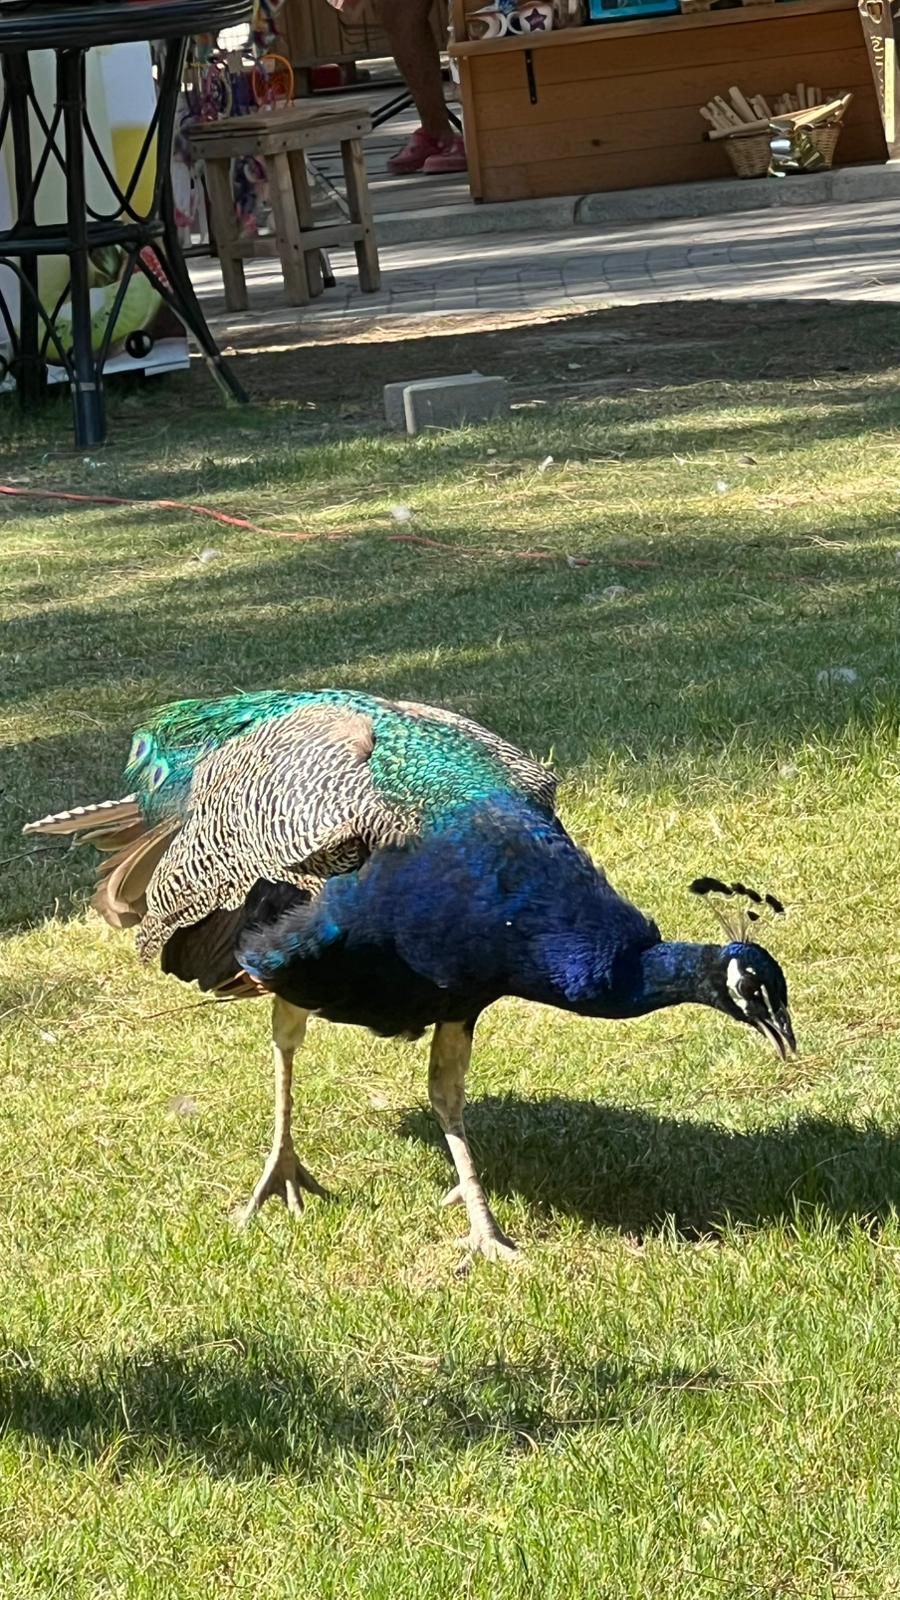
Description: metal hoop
xmin=251 ymin=52 xmax=294 ymax=108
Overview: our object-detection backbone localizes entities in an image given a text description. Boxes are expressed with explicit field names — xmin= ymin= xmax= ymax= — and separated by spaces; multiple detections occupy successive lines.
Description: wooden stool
xmin=187 ymin=102 xmax=381 ymax=310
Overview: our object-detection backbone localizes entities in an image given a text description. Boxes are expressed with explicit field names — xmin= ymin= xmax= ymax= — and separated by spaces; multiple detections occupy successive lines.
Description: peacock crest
xmin=689 ymin=875 xmax=786 ymax=944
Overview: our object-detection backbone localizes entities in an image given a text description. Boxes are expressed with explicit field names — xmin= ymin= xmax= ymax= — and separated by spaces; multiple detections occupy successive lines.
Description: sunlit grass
xmin=1 ymin=301 xmax=900 ymax=1597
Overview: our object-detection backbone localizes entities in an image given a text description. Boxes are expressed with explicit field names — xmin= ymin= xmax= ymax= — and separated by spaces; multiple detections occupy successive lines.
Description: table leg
xmin=58 ymin=47 xmax=105 ymax=447
xmin=286 ymin=150 xmax=323 ymax=298
xmin=340 ymin=137 xmax=380 ymax=295
xmin=4 ymin=53 xmax=44 ymax=408
xmin=203 ymin=156 xmax=248 ymax=312
xmin=156 ymin=152 xmax=248 ymax=403
xmin=268 ymin=150 xmax=311 ymax=306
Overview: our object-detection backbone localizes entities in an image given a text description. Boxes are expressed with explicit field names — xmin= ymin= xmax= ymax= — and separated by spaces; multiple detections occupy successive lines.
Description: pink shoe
xmin=422 ymin=135 xmax=467 ymax=174
xmin=387 ymin=128 xmax=446 ymax=175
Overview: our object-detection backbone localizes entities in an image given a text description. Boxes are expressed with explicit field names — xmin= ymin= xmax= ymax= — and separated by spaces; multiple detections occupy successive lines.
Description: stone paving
xmin=193 ymin=195 xmax=900 ymax=342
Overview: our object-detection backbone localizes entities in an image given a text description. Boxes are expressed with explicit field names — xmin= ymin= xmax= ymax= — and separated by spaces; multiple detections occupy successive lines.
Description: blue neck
xmin=530 ymin=939 xmax=719 ymax=1018
xmin=629 ymin=940 xmax=719 ymax=1016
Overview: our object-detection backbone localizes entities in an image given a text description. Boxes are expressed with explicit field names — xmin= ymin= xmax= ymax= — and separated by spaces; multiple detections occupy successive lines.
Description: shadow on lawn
xmin=5 ymin=298 xmax=900 ymax=543
xmin=3 ymin=296 xmax=899 ymax=937
xmin=401 ymin=1095 xmax=900 ymax=1240
xmin=0 ymin=1336 xmax=726 ymax=1478
xmin=3 ymin=483 xmax=896 ymax=935
xmin=170 ymin=296 xmax=900 ymax=434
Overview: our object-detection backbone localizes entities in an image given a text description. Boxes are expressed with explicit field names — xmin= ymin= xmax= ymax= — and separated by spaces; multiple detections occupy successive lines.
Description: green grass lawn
xmin=2 ymin=298 xmax=900 ymax=1598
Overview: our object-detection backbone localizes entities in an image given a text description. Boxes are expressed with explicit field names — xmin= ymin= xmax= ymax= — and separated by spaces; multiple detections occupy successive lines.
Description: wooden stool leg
xmin=287 ymin=150 xmax=324 ymax=298
xmin=340 ymin=136 xmax=381 ymax=294
xmin=267 ymin=150 xmax=311 ymax=306
xmin=202 ymin=156 xmax=248 ymax=312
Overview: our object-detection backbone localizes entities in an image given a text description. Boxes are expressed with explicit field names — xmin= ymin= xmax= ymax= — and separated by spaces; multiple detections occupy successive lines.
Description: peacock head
xmin=690 ymin=875 xmax=795 ymax=1058
xmin=710 ymin=941 xmax=795 ymax=1058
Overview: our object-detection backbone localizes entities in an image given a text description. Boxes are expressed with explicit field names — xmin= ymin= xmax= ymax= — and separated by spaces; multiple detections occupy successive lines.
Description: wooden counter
xmin=448 ymin=0 xmax=886 ymax=202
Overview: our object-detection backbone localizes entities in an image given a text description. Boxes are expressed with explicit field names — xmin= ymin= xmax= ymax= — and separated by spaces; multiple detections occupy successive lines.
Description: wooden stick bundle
xmin=699 ymin=85 xmax=851 ymax=139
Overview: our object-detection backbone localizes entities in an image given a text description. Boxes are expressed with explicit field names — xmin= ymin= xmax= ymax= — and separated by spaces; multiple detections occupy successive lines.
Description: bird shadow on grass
xmin=0 ymin=1335 xmax=727 ymax=1480
xmin=400 ymin=1095 xmax=900 ymax=1240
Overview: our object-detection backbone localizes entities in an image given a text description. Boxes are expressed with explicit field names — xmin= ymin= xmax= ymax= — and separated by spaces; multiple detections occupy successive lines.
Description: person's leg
xmin=383 ymin=0 xmax=467 ymax=174
xmin=382 ymin=0 xmax=452 ymax=140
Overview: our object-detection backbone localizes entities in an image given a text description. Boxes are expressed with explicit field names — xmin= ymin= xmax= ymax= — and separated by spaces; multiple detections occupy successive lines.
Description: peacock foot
xmin=233 ymin=1144 xmax=330 ymax=1228
xmin=456 ymin=1220 xmax=521 ymax=1276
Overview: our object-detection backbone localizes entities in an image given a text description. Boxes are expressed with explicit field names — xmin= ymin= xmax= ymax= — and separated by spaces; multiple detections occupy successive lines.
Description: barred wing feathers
xmin=136 ymin=705 xmax=413 ymax=962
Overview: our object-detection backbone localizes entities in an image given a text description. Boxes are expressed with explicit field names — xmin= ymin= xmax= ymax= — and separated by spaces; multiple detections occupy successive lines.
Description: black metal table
xmin=370 ymin=78 xmax=462 ymax=133
xmin=0 ymin=0 xmax=252 ymax=445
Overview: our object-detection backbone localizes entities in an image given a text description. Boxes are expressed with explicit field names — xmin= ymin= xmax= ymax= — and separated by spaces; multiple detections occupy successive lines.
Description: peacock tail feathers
xmin=124 ymin=691 xmax=313 ymax=819
xmin=125 ymin=689 xmax=556 ymax=824
xmin=23 ymin=794 xmax=140 ymax=839
xmin=23 ymin=796 xmax=180 ymax=930
xmin=92 ymin=819 xmax=180 ymax=929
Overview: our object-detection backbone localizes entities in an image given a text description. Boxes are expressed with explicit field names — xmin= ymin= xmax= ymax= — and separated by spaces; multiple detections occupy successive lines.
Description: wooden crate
xmin=449 ymin=0 xmax=886 ymax=202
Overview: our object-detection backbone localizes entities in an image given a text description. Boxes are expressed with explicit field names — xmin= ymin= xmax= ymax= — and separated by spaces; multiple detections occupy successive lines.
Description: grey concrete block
xmin=384 ymin=372 xmax=509 ymax=433
xmin=384 ymin=370 xmax=483 ymax=427
xmin=384 ymin=377 xmax=418 ymax=429
xmin=404 ymin=373 xmax=509 ymax=434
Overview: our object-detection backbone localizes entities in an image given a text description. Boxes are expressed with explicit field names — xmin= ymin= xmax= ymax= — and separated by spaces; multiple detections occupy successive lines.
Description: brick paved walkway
xmin=193 ymin=197 xmax=900 ymax=339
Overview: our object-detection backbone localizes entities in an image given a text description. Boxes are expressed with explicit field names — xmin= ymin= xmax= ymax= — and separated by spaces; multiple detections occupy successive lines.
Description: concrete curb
xmin=375 ymin=194 xmax=578 ymax=245
xmin=373 ymin=163 xmax=900 ymax=247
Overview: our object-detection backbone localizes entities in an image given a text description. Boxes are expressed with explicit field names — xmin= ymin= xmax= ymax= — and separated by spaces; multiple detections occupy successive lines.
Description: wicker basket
xmin=723 ymin=122 xmax=843 ymax=179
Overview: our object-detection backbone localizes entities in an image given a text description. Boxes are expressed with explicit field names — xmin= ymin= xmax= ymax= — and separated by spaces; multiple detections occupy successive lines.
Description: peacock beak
xmin=755 ymin=1007 xmax=796 ymax=1060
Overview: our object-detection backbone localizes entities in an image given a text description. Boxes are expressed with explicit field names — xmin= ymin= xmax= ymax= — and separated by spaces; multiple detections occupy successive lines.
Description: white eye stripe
xmin=726 ymin=956 xmax=750 ymax=1014
xmin=725 ymin=957 xmax=774 ymax=1017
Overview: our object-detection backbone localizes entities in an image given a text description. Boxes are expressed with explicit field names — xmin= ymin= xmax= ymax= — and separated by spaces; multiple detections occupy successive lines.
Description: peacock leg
xmin=429 ymin=1020 xmax=519 ymax=1270
xmin=234 ymin=997 xmax=329 ymax=1226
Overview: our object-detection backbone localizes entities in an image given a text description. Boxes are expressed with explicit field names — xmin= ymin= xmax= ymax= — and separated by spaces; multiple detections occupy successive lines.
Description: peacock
xmin=25 ymin=689 xmax=795 ymax=1266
